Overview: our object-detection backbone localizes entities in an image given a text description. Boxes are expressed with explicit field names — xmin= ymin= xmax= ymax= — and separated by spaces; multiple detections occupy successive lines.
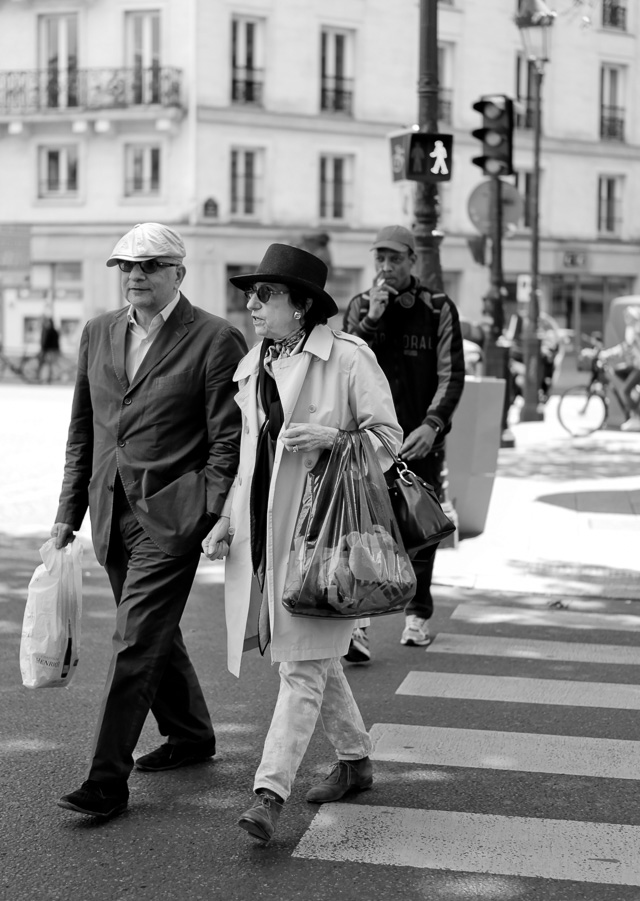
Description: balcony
xmin=320 ymin=76 xmax=353 ymax=116
xmin=603 ymin=0 xmax=627 ymax=30
xmin=600 ymin=106 xmax=625 ymax=141
xmin=231 ymin=67 xmax=264 ymax=105
xmin=0 ymin=66 xmax=183 ymax=116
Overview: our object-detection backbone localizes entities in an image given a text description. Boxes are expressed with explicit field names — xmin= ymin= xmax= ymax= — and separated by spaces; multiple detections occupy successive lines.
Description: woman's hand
xmin=202 ymin=515 xmax=231 ymax=560
xmin=281 ymin=423 xmax=338 ymax=453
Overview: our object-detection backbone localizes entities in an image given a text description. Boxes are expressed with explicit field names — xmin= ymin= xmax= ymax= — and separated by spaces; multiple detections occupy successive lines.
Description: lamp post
xmin=515 ymin=0 xmax=555 ymax=422
xmin=414 ymin=0 xmax=444 ymax=292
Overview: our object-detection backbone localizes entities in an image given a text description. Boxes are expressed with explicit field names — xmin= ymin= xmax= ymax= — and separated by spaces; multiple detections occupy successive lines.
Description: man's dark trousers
xmin=87 ymin=479 xmax=213 ymax=789
xmin=405 ymin=447 xmax=445 ymax=622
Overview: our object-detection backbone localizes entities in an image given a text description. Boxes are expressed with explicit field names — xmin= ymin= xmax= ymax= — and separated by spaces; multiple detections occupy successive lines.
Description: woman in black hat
xmin=202 ymin=244 xmax=402 ymax=842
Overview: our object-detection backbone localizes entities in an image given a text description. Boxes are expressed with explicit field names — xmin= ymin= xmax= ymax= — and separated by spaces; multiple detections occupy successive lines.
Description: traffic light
xmin=472 ymin=95 xmax=514 ymax=177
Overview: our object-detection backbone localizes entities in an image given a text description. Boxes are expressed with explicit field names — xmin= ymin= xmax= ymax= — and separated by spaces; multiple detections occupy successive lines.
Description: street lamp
xmin=515 ymin=0 xmax=555 ymax=422
xmin=414 ymin=0 xmax=444 ymax=292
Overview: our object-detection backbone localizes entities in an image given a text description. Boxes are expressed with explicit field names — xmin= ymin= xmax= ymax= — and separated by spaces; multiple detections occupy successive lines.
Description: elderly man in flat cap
xmin=52 ymin=223 xmax=247 ymax=819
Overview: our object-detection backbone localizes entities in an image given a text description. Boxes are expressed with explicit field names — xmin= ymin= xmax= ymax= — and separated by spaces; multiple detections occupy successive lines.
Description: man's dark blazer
xmin=56 ymin=293 xmax=247 ymax=565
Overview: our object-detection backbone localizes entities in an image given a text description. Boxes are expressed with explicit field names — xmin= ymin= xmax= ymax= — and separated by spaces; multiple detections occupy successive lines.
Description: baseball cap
xmin=106 ymin=222 xmax=186 ymax=267
xmin=370 ymin=225 xmax=416 ymax=254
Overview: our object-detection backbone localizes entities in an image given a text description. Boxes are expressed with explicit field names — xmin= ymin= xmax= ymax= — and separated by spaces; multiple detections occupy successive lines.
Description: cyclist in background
xmin=599 ymin=306 xmax=640 ymax=432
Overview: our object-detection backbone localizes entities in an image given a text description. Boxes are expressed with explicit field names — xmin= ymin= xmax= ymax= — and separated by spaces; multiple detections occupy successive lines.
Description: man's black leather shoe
xmin=134 ymin=736 xmax=216 ymax=772
xmin=57 ymin=780 xmax=128 ymax=819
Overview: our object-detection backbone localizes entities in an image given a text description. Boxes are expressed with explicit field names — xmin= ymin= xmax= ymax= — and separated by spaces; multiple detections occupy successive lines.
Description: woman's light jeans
xmin=254 ymin=657 xmax=372 ymax=801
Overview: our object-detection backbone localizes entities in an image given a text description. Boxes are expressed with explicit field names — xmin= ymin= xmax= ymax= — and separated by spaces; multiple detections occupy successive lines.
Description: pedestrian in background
xmin=343 ymin=225 xmax=465 ymax=659
xmin=600 ymin=305 xmax=640 ymax=431
xmin=37 ymin=316 xmax=60 ymax=383
xmin=203 ymin=244 xmax=402 ymax=842
xmin=52 ymin=222 xmax=247 ymax=819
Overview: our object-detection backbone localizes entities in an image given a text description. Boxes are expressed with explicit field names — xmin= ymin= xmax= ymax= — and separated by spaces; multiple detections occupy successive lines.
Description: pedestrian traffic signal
xmin=472 ymin=96 xmax=514 ymax=177
xmin=389 ymin=130 xmax=453 ymax=183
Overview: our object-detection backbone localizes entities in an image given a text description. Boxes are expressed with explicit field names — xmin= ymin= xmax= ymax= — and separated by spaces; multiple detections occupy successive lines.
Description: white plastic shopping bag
xmin=20 ymin=538 xmax=83 ymax=689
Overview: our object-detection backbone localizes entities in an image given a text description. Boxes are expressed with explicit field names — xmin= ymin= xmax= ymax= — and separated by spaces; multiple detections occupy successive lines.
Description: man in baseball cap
xmin=53 ymin=222 xmax=247 ymax=820
xmin=342 ymin=226 xmax=464 ymax=660
xmin=370 ymin=224 xmax=416 ymax=255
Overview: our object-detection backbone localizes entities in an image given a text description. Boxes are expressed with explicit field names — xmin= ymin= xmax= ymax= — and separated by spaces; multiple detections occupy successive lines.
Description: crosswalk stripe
xmin=451 ymin=603 xmax=640 ymax=632
xmin=293 ymin=805 xmax=640 ymax=885
xmin=397 ymin=671 xmax=640 ymax=709
xmin=429 ymin=632 xmax=640 ymax=665
xmin=370 ymin=723 xmax=640 ymax=779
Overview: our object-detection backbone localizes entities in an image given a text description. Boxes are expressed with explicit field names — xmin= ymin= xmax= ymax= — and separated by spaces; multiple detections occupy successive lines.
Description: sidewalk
xmin=434 ymin=396 xmax=640 ymax=601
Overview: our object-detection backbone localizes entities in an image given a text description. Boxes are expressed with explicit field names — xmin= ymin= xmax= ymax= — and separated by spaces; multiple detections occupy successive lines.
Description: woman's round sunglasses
xmin=243 ymin=285 xmax=289 ymax=304
xmin=117 ymin=260 xmax=178 ymax=274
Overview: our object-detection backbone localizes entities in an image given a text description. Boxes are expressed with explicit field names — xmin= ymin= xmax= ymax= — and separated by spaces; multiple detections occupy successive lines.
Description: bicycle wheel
xmin=557 ymin=385 xmax=607 ymax=437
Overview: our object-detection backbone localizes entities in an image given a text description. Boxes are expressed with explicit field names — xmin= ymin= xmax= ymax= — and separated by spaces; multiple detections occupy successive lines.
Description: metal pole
xmin=414 ymin=0 xmax=444 ymax=292
xmin=483 ymin=176 xmax=515 ymax=446
xmin=519 ymin=63 xmax=544 ymax=422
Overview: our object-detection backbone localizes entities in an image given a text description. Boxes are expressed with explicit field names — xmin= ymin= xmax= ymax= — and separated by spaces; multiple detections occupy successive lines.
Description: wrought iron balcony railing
xmin=231 ymin=67 xmax=264 ymax=105
xmin=600 ymin=106 xmax=625 ymax=141
xmin=320 ymin=76 xmax=353 ymax=115
xmin=0 ymin=66 xmax=183 ymax=115
xmin=603 ymin=0 xmax=627 ymax=30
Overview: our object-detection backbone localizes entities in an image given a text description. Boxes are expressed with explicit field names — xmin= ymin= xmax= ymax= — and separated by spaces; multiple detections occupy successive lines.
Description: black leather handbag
xmin=375 ymin=432 xmax=456 ymax=557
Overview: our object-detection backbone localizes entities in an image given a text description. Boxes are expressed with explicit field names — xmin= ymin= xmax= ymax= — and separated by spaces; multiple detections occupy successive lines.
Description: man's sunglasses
xmin=243 ymin=285 xmax=289 ymax=304
xmin=117 ymin=260 xmax=178 ymax=274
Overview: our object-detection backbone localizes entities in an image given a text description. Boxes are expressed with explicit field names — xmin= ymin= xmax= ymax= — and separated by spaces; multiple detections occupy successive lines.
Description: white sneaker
xmin=400 ymin=615 xmax=432 ymax=647
xmin=621 ymin=416 xmax=640 ymax=432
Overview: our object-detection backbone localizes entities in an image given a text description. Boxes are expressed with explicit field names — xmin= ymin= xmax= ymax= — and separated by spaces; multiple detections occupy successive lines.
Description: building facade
xmin=0 ymin=0 xmax=638 ymax=354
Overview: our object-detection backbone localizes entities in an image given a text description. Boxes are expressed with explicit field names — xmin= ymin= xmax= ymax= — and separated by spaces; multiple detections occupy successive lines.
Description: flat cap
xmin=106 ymin=222 xmax=186 ymax=267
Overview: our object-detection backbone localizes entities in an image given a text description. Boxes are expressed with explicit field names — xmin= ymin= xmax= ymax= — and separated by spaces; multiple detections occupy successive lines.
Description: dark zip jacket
xmin=343 ymin=276 xmax=465 ymax=444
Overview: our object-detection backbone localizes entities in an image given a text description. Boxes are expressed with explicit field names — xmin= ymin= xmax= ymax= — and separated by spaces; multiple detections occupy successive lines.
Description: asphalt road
xmin=3 ymin=384 xmax=640 ymax=901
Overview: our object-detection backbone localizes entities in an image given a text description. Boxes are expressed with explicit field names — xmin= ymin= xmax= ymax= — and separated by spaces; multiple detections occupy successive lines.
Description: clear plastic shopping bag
xmin=20 ymin=538 xmax=83 ymax=689
xmin=282 ymin=430 xmax=416 ymax=618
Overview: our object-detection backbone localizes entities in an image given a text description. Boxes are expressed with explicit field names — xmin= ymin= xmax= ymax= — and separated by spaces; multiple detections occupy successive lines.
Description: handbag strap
xmin=369 ymin=429 xmax=416 ymax=485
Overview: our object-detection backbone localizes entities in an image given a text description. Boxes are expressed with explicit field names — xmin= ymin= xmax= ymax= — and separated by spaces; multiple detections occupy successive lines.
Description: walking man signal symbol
xmin=430 ymin=140 xmax=449 ymax=175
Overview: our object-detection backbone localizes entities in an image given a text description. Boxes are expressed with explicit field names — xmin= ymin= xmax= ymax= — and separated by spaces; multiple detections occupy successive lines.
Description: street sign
xmin=389 ymin=131 xmax=453 ymax=183
xmin=467 ymin=180 xmax=523 ymax=236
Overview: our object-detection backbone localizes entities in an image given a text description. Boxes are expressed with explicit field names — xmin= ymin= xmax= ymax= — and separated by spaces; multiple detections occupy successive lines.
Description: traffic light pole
xmin=519 ymin=63 xmax=544 ymax=422
xmin=414 ymin=0 xmax=444 ymax=292
xmin=483 ymin=176 xmax=515 ymax=447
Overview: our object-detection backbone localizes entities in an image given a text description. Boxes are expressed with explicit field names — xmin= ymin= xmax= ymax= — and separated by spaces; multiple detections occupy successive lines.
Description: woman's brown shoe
xmin=238 ymin=792 xmax=283 ymax=841
xmin=305 ymin=757 xmax=373 ymax=803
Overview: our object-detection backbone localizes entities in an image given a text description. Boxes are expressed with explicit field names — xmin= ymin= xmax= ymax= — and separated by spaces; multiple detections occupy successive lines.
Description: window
xmin=38 ymin=146 xmax=78 ymax=197
xmin=514 ymin=171 xmax=534 ymax=229
xmin=39 ymin=13 xmax=78 ymax=109
xmin=603 ymin=0 xmax=627 ymax=30
xmin=125 ymin=145 xmax=161 ymax=196
xmin=320 ymin=28 xmax=354 ymax=115
xmin=600 ymin=65 xmax=625 ymax=141
xmin=438 ymin=44 xmax=453 ymax=125
xmin=598 ymin=176 xmax=623 ymax=235
xmin=319 ymin=154 xmax=353 ymax=221
xmin=230 ymin=148 xmax=263 ymax=218
xmin=231 ymin=17 xmax=264 ymax=104
xmin=126 ymin=11 xmax=161 ymax=105
xmin=515 ymin=54 xmax=536 ymax=129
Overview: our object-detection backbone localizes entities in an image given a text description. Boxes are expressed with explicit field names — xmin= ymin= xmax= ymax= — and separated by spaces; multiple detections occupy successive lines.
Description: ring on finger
xmin=292 ymin=445 xmax=299 ymax=453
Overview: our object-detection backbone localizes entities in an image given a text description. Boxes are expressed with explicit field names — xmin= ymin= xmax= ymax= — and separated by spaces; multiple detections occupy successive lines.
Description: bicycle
xmin=0 ymin=349 xmax=77 ymax=384
xmin=557 ymin=345 xmax=636 ymax=436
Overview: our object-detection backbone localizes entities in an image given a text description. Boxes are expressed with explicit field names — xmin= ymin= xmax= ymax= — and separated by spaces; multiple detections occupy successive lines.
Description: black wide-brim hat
xmin=229 ymin=243 xmax=338 ymax=318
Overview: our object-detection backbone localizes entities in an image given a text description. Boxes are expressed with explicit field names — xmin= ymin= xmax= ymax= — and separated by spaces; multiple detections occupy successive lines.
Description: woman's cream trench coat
xmin=222 ymin=324 xmax=403 ymax=677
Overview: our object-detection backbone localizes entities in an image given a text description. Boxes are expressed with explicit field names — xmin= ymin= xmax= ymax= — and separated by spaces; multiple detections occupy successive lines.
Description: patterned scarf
xmin=263 ymin=327 xmax=305 ymax=371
